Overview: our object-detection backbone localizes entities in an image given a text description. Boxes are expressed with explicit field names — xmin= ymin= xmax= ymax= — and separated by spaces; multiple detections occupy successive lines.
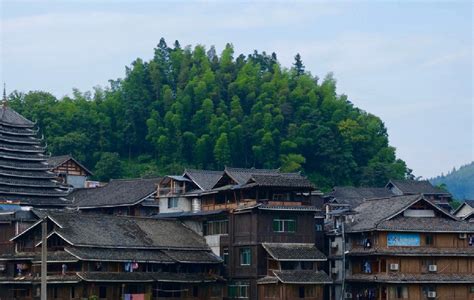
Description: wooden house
xmin=47 ymin=155 xmax=92 ymax=188
xmin=0 ymin=210 xmax=224 ymax=300
xmin=343 ymin=195 xmax=474 ymax=300
xmin=228 ymin=204 xmax=330 ymax=299
xmin=68 ymin=178 xmax=160 ymax=216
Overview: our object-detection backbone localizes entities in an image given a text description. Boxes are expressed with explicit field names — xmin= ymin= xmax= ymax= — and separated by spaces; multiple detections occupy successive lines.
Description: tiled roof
xmin=347 ymin=195 xmax=424 ymax=232
xmin=162 ymin=250 xmax=222 ymax=264
xmin=154 ymin=209 xmax=227 ymax=219
xmin=273 ymin=270 xmax=332 ymax=284
xmin=0 ymin=251 xmax=77 ymax=263
xmin=224 ymin=167 xmax=280 ymax=185
xmin=34 ymin=210 xmax=211 ymax=250
xmin=348 ymin=247 xmax=474 ymax=257
xmin=0 ymin=274 xmax=81 ymax=284
xmin=388 ymin=179 xmax=449 ymax=195
xmin=184 ymin=169 xmax=223 ymax=191
xmin=347 ymin=273 xmax=474 ymax=283
xmin=256 ymin=276 xmax=279 ymax=284
xmin=234 ymin=204 xmax=320 ymax=212
xmin=77 ymin=272 xmax=222 ymax=283
xmin=326 ymin=186 xmax=394 ymax=207
xmin=0 ymin=106 xmax=34 ymax=127
xmin=377 ymin=216 xmax=474 ymax=233
xmin=244 ymin=173 xmax=315 ymax=189
xmin=262 ymin=243 xmax=326 ymax=261
xmin=69 ymin=177 xmax=159 ymax=208
xmin=65 ymin=247 xmax=174 ymax=263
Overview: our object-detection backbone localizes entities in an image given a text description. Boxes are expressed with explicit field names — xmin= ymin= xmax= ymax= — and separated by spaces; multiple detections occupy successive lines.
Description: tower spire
xmin=2 ymin=83 xmax=7 ymax=107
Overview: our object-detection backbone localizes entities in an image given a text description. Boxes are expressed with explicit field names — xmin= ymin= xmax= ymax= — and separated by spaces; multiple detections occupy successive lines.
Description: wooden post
xmin=41 ymin=218 xmax=47 ymax=300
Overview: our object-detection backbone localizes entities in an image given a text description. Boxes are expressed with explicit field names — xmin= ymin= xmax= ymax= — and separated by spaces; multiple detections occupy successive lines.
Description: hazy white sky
xmin=1 ymin=0 xmax=472 ymax=178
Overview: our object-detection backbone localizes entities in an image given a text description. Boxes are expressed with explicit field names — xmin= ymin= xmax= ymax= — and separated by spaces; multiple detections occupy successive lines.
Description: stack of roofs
xmin=0 ymin=105 xmax=70 ymax=207
xmin=8 ymin=210 xmax=223 ymax=284
xmin=68 ymin=178 xmax=159 ymax=211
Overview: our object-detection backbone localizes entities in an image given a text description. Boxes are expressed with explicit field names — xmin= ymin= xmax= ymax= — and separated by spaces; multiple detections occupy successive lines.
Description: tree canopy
xmin=8 ymin=39 xmax=410 ymax=188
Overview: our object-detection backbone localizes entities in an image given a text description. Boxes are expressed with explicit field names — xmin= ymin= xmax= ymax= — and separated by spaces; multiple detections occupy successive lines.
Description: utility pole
xmin=340 ymin=216 xmax=346 ymax=300
xmin=41 ymin=217 xmax=47 ymax=300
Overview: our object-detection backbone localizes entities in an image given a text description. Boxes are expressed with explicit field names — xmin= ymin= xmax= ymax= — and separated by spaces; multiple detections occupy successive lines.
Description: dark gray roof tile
xmin=69 ymin=178 xmax=159 ymax=208
xmin=262 ymin=243 xmax=326 ymax=261
xmin=273 ymin=270 xmax=332 ymax=284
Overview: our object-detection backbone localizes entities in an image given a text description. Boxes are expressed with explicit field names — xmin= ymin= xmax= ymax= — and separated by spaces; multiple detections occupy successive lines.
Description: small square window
xmin=240 ymin=248 xmax=251 ymax=266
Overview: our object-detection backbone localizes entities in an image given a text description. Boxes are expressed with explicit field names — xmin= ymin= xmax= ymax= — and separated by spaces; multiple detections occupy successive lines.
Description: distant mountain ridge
xmin=430 ymin=162 xmax=474 ymax=200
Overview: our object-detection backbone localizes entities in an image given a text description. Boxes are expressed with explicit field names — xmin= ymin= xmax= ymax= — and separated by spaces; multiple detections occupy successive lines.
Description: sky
xmin=0 ymin=0 xmax=472 ymax=179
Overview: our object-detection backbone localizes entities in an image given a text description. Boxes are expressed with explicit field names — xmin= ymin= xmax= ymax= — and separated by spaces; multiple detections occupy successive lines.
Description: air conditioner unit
xmin=344 ymin=292 xmax=353 ymax=299
xmin=459 ymin=233 xmax=467 ymax=239
xmin=427 ymin=291 xmax=437 ymax=298
xmin=331 ymin=267 xmax=338 ymax=274
xmin=331 ymin=241 xmax=338 ymax=248
xmin=389 ymin=263 xmax=399 ymax=271
xmin=428 ymin=264 xmax=437 ymax=272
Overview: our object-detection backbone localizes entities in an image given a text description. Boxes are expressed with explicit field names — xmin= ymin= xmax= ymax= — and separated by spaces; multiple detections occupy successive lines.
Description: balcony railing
xmin=158 ymin=187 xmax=185 ymax=196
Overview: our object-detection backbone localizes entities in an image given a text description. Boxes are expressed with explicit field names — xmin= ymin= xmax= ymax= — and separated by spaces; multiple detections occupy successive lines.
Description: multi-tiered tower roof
xmin=0 ymin=96 xmax=70 ymax=207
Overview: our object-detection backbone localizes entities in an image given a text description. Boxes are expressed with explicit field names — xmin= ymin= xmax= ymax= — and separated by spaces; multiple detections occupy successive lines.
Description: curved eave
xmin=0 ymin=164 xmax=50 ymax=171
xmin=0 ymin=154 xmax=47 ymax=161
xmin=0 ymin=180 xmax=60 ymax=188
xmin=0 ymin=170 xmax=56 ymax=179
xmin=0 ymin=136 xmax=41 ymax=145
xmin=0 ymin=190 xmax=69 ymax=197
xmin=0 ymin=145 xmax=45 ymax=153
xmin=0 ymin=127 xmax=38 ymax=136
xmin=0 ymin=120 xmax=35 ymax=128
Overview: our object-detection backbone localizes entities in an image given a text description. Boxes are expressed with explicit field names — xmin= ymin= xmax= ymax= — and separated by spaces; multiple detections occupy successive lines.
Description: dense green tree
xmin=93 ymin=152 xmax=123 ymax=181
xmin=8 ymin=38 xmax=411 ymax=188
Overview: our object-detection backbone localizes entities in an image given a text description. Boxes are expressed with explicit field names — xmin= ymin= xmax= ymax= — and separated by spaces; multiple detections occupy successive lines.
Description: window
xmin=240 ymin=248 xmax=251 ymax=266
xmin=168 ymin=197 xmax=179 ymax=208
xmin=71 ymin=286 xmax=76 ymax=299
xmin=425 ymin=235 xmax=434 ymax=246
xmin=394 ymin=286 xmax=408 ymax=299
xmin=315 ymin=224 xmax=323 ymax=231
xmin=228 ymin=284 xmax=249 ymax=299
xmin=53 ymin=287 xmax=59 ymax=299
xmin=222 ymin=247 xmax=229 ymax=266
xmin=273 ymin=218 xmax=296 ymax=232
xmin=470 ymin=286 xmax=474 ymax=293
xmin=192 ymin=286 xmax=199 ymax=297
xmin=204 ymin=219 xmax=229 ymax=235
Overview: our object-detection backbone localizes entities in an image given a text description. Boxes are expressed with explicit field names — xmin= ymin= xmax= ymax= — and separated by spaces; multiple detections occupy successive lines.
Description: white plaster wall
xmin=456 ymin=205 xmax=474 ymax=218
xmin=158 ymin=197 xmax=192 ymax=213
xmin=205 ymin=234 xmax=222 ymax=256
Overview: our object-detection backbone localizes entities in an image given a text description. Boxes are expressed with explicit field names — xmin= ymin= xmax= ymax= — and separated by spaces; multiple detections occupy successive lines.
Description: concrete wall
xmin=158 ymin=197 xmax=191 ymax=213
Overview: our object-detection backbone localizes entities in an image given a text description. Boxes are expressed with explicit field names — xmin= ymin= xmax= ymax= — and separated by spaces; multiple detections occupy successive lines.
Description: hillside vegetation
xmin=431 ymin=162 xmax=474 ymax=200
xmin=8 ymin=39 xmax=410 ymax=189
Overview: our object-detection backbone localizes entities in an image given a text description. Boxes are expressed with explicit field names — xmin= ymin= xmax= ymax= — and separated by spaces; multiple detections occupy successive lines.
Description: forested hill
xmin=8 ymin=38 xmax=410 ymax=189
xmin=431 ymin=162 xmax=474 ymax=200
